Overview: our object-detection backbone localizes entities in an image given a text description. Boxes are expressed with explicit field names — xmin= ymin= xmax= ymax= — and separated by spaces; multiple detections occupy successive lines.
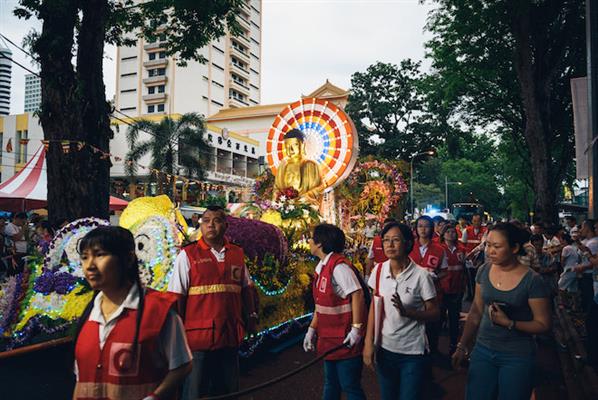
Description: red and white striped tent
xmin=0 ymin=145 xmax=128 ymax=212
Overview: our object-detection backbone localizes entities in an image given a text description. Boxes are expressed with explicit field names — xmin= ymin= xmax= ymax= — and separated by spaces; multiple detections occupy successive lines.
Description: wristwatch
xmin=351 ymin=323 xmax=363 ymax=329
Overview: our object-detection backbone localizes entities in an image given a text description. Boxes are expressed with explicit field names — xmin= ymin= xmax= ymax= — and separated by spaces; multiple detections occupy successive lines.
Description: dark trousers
xmin=465 ymin=268 xmax=477 ymax=300
xmin=441 ymin=293 xmax=463 ymax=348
xmin=182 ymin=347 xmax=239 ymax=400
xmin=323 ymin=356 xmax=366 ymax=400
xmin=587 ymin=300 xmax=598 ymax=367
xmin=578 ymin=274 xmax=594 ymax=313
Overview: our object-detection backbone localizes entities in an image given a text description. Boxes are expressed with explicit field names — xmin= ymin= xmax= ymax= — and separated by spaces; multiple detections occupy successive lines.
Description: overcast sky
xmin=1 ymin=0 xmax=434 ymax=113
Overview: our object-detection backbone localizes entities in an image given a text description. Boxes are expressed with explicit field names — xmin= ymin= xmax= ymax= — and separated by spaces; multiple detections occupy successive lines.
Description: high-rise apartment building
xmin=0 ymin=47 xmax=12 ymax=116
xmin=114 ymin=0 xmax=262 ymax=118
xmin=24 ymin=73 xmax=41 ymax=113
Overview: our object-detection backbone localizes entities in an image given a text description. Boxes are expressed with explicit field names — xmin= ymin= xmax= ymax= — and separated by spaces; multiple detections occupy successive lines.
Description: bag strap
xmin=375 ymin=263 xmax=383 ymax=296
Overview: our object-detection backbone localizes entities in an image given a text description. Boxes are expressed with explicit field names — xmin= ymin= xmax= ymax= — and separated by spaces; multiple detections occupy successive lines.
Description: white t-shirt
xmin=315 ymin=253 xmax=362 ymax=299
xmin=5 ymin=222 xmax=27 ymax=253
xmin=168 ymin=246 xmax=252 ymax=294
xmin=582 ymin=237 xmax=598 ymax=275
xmin=74 ymin=284 xmax=192 ymax=379
xmin=368 ymin=260 xmax=436 ymax=355
xmin=561 ymin=244 xmax=580 ymax=271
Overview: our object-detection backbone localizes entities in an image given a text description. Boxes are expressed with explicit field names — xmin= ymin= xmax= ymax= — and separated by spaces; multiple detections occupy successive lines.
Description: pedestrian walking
xmin=462 ymin=213 xmax=487 ymax=301
xmin=168 ymin=205 xmax=258 ymax=399
xmin=452 ymin=222 xmax=551 ymax=400
xmin=439 ymin=222 xmax=466 ymax=355
xmin=73 ymin=226 xmax=192 ymax=400
xmin=363 ymin=222 xmax=439 ymax=400
xmin=409 ymin=215 xmax=446 ymax=355
xmin=303 ymin=223 xmax=367 ymax=400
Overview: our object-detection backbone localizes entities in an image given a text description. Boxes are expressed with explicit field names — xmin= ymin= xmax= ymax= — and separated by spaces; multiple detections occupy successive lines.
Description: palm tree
xmin=126 ymin=113 xmax=211 ymax=197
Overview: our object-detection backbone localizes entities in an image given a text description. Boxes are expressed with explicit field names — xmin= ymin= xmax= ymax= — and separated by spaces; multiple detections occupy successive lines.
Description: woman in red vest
xmin=439 ymin=222 xmax=466 ymax=354
xmin=73 ymin=226 xmax=192 ymax=400
xmin=303 ymin=223 xmax=367 ymax=400
xmin=409 ymin=216 xmax=446 ymax=355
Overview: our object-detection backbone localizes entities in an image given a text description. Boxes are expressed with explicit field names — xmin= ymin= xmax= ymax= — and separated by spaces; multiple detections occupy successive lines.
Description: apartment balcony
xmin=143 ymin=58 xmax=168 ymax=68
xmin=228 ymin=96 xmax=249 ymax=108
xmin=229 ymin=79 xmax=250 ymax=96
xmin=229 ymin=42 xmax=250 ymax=64
xmin=143 ymin=41 xmax=168 ymax=51
xmin=229 ymin=62 xmax=250 ymax=80
xmin=142 ymin=93 xmax=168 ymax=104
xmin=236 ymin=14 xmax=251 ymax=31
xmin=143 ymin=75 xmax=168 ymax=85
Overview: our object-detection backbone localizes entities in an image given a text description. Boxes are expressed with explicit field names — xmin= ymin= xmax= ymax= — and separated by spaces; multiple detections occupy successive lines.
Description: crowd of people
xmin=0 ymin=212 xmax=68 ymax=277
xmin=3 ymin=205 xmax=596 ymax=399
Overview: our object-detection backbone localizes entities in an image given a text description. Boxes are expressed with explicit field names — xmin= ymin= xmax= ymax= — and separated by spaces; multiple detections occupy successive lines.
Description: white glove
xmin=303 ymin=327 xmax=317 ymax=352
xmin=343 ymin=326 xmax=363 ymax=348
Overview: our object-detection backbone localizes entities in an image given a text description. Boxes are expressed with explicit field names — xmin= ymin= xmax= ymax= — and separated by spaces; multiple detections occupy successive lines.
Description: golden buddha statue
xmin=274 ymin=129 xmax=323 ymax=204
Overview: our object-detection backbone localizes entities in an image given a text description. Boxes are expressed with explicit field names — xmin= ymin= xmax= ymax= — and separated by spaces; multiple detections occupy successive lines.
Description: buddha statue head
xmin=283 ymin=129 xmax=306 ymax=163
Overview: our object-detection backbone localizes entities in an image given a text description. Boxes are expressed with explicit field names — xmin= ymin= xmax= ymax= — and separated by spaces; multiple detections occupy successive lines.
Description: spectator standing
xmin=167 ymin=205 xmax=257 ymax=399
xmin=363 ymin=222 xmax=439 ymax=400
xmin=574 ymin=220 xmax=598 ymax=313
xmin=452 ymin=223 xmax=551 ymax=400
xmin=462 ymin=213 xmax=487 ymax=300
xmin=365 ymin=218 xmax=396 ymax=281
xmin=5 ymin=212 xmax=30 ymax=270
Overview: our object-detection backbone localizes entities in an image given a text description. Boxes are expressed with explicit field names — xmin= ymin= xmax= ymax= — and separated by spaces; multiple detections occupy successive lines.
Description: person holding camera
xmin=452 ymin=222 xmax=551 ymax=400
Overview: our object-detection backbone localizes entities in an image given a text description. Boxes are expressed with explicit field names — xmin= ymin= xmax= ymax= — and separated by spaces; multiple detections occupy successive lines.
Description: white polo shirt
xmin=368 ymin=260 xmax=436 ymax=355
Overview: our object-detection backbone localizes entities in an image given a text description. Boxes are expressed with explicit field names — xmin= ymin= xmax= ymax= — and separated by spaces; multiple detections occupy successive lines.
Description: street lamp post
xmin=409 ymin=151 xmax=434 ymax=219
xmin=444 ymin=176 xmax=463 ymax=209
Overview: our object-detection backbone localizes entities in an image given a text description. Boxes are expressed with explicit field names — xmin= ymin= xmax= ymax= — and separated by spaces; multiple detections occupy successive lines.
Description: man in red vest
xmin=409 ymin=215 xmax=447 ymax=355
xmin=365 ymin=218 xmax=396 ymax=281
xmin=303 ymin=223 xmax=367 ymax=399
xmin=462 ymin=213 xmax=487 ymax=300
xmin=168 ymin=205 xmax=257 ymax=400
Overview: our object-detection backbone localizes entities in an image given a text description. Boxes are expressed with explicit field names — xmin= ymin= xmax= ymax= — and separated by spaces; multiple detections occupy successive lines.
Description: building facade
xmin=0 ymin=47 xmax=12 ymax=116
xmin=0 ymin=113 xmax=43 ymax=182
xmin=114 ymin=0 xmax=262 ymax=119
xmin=24 ymin=73 xmax=41 ymax=113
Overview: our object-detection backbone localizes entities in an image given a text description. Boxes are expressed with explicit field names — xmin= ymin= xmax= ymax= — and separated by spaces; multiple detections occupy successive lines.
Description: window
xmin=120 ymin=107 xmax=136 ymax=111
xmin=147 ymin=105 xmax=155 ymax=113
xmin=121 ymin=72 xmax=136 ymax=77
xmin=148 ymin=87 xmax=155 ymax=94
xmin=244 ymin=145 xmax=248 ymax=152
xmin=236 ymin=143 xmax=240 ymax=150
xmin=159 ymin=51 xmax=166 ymax=59
xmin=212 ymin=100 xmax=224 ymax=107
xmin=212 ymin=63 xmax=224 ymax=71
xmin=212 ymin=45 xmax=224 ymax=54
xmin=157 ymin=68 xmax=166 ymax=75
xmin=149 ymin=52 xmax=156 ymax=60
xmin=212 ymin=81 xmax=224 ymax=88
xmin=157 ymin=104 xmax=165 ymax=112
xmin=158 ymin=85 xmax=165 ymax=93
xmin=208 ymin=134 xmax=213 ymax=142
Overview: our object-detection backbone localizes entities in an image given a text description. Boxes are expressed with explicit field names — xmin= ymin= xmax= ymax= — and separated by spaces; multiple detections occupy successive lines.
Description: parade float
xmin=0 ymin=96 xmax=409 ymax=357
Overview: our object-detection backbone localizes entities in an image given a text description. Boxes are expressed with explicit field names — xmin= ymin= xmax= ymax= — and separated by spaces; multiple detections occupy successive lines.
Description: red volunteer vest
xmin=409 ymin=240 xmax=445 ymax=275
xmin=183 ymin=238 xmax=246 ymax=351
xmin=371 ymin=236 xmax=388 ymax=264
xmin=313 ymin=253 xmax=365 ymax=361
xmin=464 ymin=226 xmax=487 ymax=254
xmin=440 ymin=243 xmax=466 ymax=294
xmin=74 ymin=290 xmax=175 ymax=400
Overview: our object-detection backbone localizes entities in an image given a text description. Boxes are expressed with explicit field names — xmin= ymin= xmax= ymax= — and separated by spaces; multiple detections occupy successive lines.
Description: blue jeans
xmin=375 ymin=347 xmax=427 ymax=400
xmin=466 ymin=344 xmax=535 ymax=400
xmin=323 ymin=356 xmax=365 ymax=400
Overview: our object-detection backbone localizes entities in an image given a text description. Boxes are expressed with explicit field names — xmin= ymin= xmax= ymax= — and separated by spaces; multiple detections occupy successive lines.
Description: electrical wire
xmin=0 ymin=52 xmax=39 ymax=77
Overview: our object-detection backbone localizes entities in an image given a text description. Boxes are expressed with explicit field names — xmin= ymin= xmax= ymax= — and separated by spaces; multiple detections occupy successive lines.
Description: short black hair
xmin=432 ymin=215 xmax=445 ymax=223
xmin=284 ymin=128 xmax=305 ymax=142
xmin=381 ymin=222 xmax=415 ymax=254
xmin=202 ymin=205 xmax=227 ymax=219
xmin=583 ymin=219 xmax=596 ymax=234
xmin=312 ymin=223 xmax=345 ymax=254
xmin=415 ymin=216 xmax=434 ymax=239
xmin=489 ymin=222 xmax=530 ymax=255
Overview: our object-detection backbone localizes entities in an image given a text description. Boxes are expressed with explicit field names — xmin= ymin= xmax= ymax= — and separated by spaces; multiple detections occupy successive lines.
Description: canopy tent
xmin=0 ymin=145 xmax=128 ymax=212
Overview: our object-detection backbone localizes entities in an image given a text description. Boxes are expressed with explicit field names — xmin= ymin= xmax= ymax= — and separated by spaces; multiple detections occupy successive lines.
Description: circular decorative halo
xmin=43 ymin=217 xmax=110 ymax=276
xmin=266 ymin=98 xmax=359 ymax=190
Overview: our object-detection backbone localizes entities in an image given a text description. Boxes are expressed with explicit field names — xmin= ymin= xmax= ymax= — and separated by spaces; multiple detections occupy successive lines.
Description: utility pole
xmin=588 ymin=0 xmax=598 ymax=217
